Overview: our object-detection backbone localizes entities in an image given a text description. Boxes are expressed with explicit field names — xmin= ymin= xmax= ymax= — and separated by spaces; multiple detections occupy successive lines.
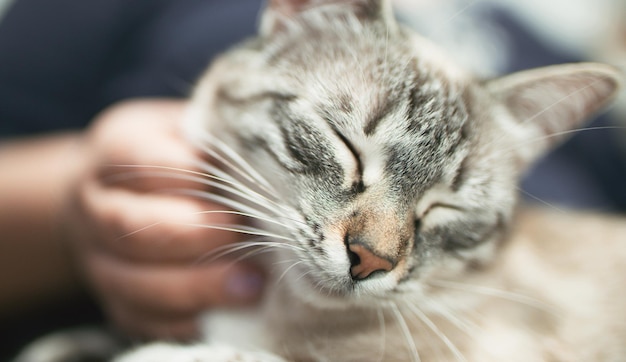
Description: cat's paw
xmin=115 ymin=343 xmax=286 ymax=362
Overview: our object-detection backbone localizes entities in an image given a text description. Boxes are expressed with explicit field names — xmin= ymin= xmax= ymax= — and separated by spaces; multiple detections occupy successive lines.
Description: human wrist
xmin=0 ymin=132 xmax=89 ymax=314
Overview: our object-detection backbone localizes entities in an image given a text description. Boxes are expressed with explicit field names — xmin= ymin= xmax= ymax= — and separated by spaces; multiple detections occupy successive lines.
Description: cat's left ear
xmin=260 ymin=0 xmax=396 ymax=36
xmin=487 ymin=63 xmax=622 ymax=165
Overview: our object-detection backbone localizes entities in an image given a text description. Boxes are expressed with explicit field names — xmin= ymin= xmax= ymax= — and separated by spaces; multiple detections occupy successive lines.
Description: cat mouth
xmin=280 ymin=258 xmax=404 ymax=305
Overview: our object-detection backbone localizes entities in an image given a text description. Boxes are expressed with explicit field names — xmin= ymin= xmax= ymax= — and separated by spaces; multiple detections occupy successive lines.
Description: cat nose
xmin=347 ymin=241 xmax=394 ymax=281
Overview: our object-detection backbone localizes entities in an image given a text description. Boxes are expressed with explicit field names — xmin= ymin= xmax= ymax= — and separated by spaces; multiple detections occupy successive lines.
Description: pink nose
xmin=347 ymin=243 xmax=394 ymax=280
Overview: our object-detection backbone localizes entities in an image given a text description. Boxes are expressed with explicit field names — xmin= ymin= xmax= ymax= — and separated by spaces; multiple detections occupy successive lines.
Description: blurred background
xmin=1 ymin=0 xmax=625 ymax=360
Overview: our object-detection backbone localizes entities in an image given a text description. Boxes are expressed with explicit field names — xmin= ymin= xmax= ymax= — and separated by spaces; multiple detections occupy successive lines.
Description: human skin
xmin=0 ymin=99 xmax=264 ymax=339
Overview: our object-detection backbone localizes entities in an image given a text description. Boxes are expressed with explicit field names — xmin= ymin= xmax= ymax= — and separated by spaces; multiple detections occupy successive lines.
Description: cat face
xmin=186 ymin=0 xmax=621 ymax=306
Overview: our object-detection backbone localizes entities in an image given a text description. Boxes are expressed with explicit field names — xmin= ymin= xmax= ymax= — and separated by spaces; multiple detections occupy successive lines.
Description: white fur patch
xmin=116 ymin=343 xmax=285 ymax=362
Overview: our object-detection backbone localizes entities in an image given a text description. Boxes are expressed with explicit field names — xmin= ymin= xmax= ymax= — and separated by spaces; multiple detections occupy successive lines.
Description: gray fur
xmin=119 ymin=0 xmax=624 ymax=361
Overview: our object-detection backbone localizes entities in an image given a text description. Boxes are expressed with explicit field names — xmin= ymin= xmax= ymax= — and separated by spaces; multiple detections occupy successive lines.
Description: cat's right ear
xmin=487 ymin=63 xmax=622 ymax=166
xmin=259 ymin=0 xmax=396 ymax=36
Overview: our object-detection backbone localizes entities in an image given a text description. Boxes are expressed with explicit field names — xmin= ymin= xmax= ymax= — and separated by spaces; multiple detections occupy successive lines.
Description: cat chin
xmin=276 ymin=262 xmax=410 ymax=310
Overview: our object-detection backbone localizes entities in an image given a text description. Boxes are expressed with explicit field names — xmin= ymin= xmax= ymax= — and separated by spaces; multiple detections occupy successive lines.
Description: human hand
xmin=63 ymin=99 xmax=264 ymax=340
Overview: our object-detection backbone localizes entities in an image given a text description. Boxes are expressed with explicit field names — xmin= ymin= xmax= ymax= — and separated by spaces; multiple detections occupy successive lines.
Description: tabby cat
xmin=119 ymin=0 xmax=626 ymax=361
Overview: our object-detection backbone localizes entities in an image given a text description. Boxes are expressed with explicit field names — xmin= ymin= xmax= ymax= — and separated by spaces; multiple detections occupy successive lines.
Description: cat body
xmin=118 ymin=0 xmax=625 ymax=361
xmin=119 ymin=208 xmax=626 ymax=362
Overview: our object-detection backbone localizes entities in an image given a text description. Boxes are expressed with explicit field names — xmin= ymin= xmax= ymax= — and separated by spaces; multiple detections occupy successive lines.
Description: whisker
xmin=105 ymin=162 xmax=290 ymax=214
xmin=174 ymin=190 xmax=306 ymax=238
xmin=429 ymin=280 xmax=562 ymax=317
xmin=501 ymin=126 xmax=626 ymax=156
xmin=199 ymin=245 xmax=284 ymax=275
xmin=118 ymin=197 xmax=295 ymax=246
xmin=171 ymin=189 xmax=288 ymax=224
xmin=118 ymin=221 xmax=163 ymax=240
xmin=165 ymin=221 xmax=298 ymax=243
xmin=196 ymin=133 xmax=275 ymax=192
xmin=376 ymin=306 xmax=387 ymax=362
xmin=272 ymin=258 xmax=302 ymax=265
xmin=293 ymin=269 xmax=314 ymax=283
xmin=404 ymin=302 xmax=467 ymax=362
xmin=427 ymin=0 xmax=482 ymax=39
xmin=424 ymin=299 xmax=483 ymax=339
xmin=388 ymin=301 xmax=421 ymax=362
xmin=194 ymin=240 xmax=302 ymax=267
xmin=194 ymin=160 xmax=297 ymax=217
xmin=115 ymin=210 xmax=253 ymax=241
xmin=521 ymin=83 xmax=609 ymax=127
xmin=275 ymin=260 xmax=305 ymax=286
xmin=194 ymin=209 xmax=299 ymax=232
xmin=193 ymin=237 xmax=266 ymax=262
xmin=486 ymin=79 xmax=619 ymax=150
xmin=517 ymin=187 xmax=566 ymax=213
xmin=229 ymin=244 xmax=280 ymax=265
xmin=106 ymin=167 xmax=287 ymax=219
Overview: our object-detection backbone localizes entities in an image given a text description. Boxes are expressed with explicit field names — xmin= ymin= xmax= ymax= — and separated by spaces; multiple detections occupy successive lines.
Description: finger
xmin=81 ymin=180 xmax=249 ymax=262
xmin=88 ymin=252 xmax=264 ymax=315
xmin=90 ymin=100 xmax=206 ymax=193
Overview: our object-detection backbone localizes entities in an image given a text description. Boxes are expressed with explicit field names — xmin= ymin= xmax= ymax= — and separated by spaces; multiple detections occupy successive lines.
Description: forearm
xmin=0 ymin=132 xmax=86 ymax=316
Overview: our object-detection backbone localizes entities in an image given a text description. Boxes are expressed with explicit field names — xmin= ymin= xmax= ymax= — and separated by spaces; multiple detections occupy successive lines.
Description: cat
xmin=116 ymin=0 xmax=626 ymax=361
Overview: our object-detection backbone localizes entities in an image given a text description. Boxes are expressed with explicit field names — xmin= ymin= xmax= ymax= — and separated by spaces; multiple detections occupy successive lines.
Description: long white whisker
xmin=486 ymin=79 xmax=617 ymax=150
xmin=195 ymin=161 xmax=271 ymax=201
xmin=427 ymin=0 xmax=482 ymax=39
xmin=175 ymin=187 xmax=305 ymax=230
xmin=104 ymin=164 xmax=295 ymax=224
xmin=376 ymin=306 xmax=387 ymax=362
xmin=194 ymin=209 xmax=298 ymax=232
xmin=196 ymin=133 xmax=275 ymax=192
xmin=275 ymin=260 xmax=305 ymax=286
xmin=430 ymin=280 xmax=562 ymax=317
xmin=229 ymin=244 xmax=279 ymax=265
xmin=501 ymin=126 xmax=626 ymax=156
xmin=272 ymin=258 xmax=302 ymax=265
xmin=199 ymin=245 xmax=283 ymax=274
xmin=116 ymin=208 xmax=282 ymax=240
xmin=193 ymin=238 xmax=266 ymax=262
xmin=404 ymin=302 xmax=467 ymax=362
xmin=522 ymin=83 xmax=606 ymax=127
xmin=194 ymin=241 xmax=303 ymax=266
xmin=108 ymin=167 xmax=286 ymax=218
xmin=169 ymin=222 xmax=297 ymax=243
xmin=425 ymin=299 xmax=483 ymax=339
xmin=388 ymin=302 xmax=421 ymax=362
xmin=194 ymin=160 xmax=297 ymax=216
xmin=517 ymin=188 xmax=566 ymax=213
xmin=172 ymin=189 xmax=285 ymax=223
xmin=294 ymin=269 xmax=314 ymax=283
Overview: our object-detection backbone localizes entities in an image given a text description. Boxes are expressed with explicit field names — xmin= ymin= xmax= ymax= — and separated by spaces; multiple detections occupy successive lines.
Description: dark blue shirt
xmin=0 ymin=0 xmax=262 ymax=136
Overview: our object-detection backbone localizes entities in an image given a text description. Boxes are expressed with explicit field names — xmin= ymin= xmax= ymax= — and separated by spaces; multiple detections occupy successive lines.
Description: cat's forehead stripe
xmin=363 ymin=98 xmax=396 ymax=136
xmin=216 ymin=87 xmax=297 ymax=107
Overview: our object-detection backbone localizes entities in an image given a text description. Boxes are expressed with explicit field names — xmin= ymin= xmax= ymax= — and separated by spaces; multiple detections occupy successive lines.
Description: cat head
xmin=187 ymin=0 xmax=621 ymax=306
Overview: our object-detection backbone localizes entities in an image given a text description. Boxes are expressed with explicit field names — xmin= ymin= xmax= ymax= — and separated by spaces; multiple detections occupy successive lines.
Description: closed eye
xmin=415 ymin=202 xmax=466 ymax=232
xmin=333 ymin=129 xmax=365 ymax=193
xmin=418 ymin=202 xmax=465 ymax=219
